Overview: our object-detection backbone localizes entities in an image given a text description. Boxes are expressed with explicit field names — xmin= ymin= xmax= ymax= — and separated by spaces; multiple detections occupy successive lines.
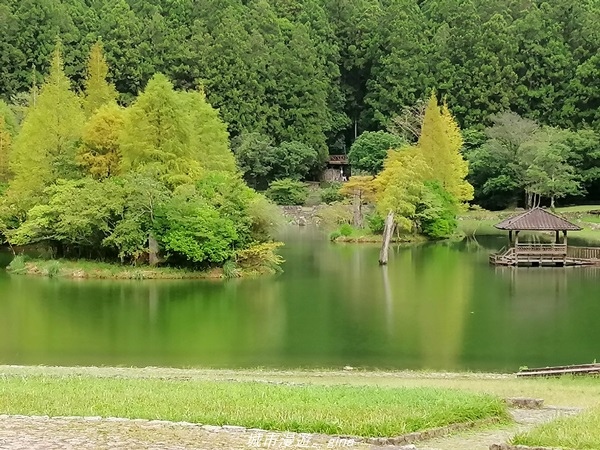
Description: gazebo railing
xmin=514 ymin=243 xmax=567 ymax=256
xmin=567 ymin=246 xmax=600 ymax=260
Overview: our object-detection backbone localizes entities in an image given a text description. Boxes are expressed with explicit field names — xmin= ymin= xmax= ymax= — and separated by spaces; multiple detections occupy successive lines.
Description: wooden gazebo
xmin=489 ymin=208 xmax=600 ymax=267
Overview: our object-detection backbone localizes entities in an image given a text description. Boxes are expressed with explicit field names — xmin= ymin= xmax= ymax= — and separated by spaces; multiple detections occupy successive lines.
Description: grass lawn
xmin=459 ymin=205 xmax=600 ymax=243
xmin=0 ymin=374 xmax=508 ymax=437
xmin=512 ymin=404 xmax=600 ymax=449
xmin=6 ymin=257 xmax=224 ymax=280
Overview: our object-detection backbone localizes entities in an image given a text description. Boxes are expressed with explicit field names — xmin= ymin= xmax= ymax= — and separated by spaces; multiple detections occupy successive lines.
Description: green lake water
xmin=1 ymin=228 xmax=599 ymax=372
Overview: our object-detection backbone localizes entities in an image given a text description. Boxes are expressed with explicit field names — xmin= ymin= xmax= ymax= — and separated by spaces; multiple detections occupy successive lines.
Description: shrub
xmin=45 ymin=260 xmax=61 ymax=278
xmin=7 ymin=255 xmax=27 ymax=274
xmin=339 ymin=223 xmax=353 ymax=237
xmin=415 ymin=182 xmax=459 ymax=239
xmin=236 ymin=242 xmax=284 ymax=274
xmin=320 ymin=183 xmax=344 ymax=204
xmin=329 ymin=230 xmax=341 ymax=241
xmin=366 ymin=212 xmax=385 ymax=234
xmin=223 ymin=260 xmax=242 ymax=278
xmin=266 ymin=179 xmax=309 ymax=206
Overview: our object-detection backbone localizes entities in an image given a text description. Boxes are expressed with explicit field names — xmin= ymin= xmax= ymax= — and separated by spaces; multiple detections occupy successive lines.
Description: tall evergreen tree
xmin=8 ymin=42 xmax=85 ymax=211
xmin=82 ymin=42 xmax=118 ymax=117
xmin=0 ymin=116 xmax=12 ymax=183
xmin=77 ymin=103 xmax=125 ymax=179
xmin=120 ymin=73 xmax=193 ymax=185
xmin=418 ymin=93 xmax=473 ymax=203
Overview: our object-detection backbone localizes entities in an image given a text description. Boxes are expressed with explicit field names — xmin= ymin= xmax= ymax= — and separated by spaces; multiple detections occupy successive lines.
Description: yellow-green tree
xmin=418 ymin=93 xmax=473 ymax=203
xmin=8 ymin=42 xmax=85 ymax=211
xmin=0 ymin=116 xmax=11 ymax=183
xmin=374 ymin=146 xmax=431 ymax=231
xmin=340 ymin=175 xmax=376 ymax=227
xmin=120 ymin=74 xmax=198 ymax=186
xmin=178 ymin=89 xmax=236 ymax=173
xmin=83 ymin=42 xmax=118 ymax=117
xmin=77 ymin=103 xmax=125 ymax=179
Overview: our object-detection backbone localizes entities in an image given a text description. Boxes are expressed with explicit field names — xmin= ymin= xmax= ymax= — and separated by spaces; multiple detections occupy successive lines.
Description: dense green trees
xmin=0 ymin=43 xmax=281 ymax=271
xmin=1 ymin=0 xmax=600 ymax=210
xmin=348 ymin=131 xmax=404 ymax=175
xmin=2 ymin=0 xmax=600 ymax=156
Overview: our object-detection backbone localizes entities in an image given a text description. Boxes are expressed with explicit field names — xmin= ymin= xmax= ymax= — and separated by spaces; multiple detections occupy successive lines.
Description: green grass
xmin=512 ymin=404 xmax=600 ymax=449
xmin=0 ymin=375 xmax=508 ymax=437
xmin=458 ymin=205 xmax=600 ymax=243
xmin=5 ymin=258 xmax=224 ymax=280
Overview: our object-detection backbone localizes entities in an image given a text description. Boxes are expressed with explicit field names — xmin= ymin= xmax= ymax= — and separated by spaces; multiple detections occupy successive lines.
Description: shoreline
xmin=3 ymin=258 xmax=275 ymax=280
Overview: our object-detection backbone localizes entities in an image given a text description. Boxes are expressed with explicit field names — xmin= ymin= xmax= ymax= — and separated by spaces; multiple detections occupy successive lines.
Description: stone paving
xmin=0 ymin=407 xmax=581 ymax=450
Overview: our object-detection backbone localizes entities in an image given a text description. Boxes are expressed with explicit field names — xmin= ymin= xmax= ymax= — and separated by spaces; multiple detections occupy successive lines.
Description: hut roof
xmin=494 ymin=208 xmax=582 ymax=231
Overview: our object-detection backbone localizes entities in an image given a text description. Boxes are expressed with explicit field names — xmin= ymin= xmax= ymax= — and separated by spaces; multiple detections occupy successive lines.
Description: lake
xmin=1 ymin=227 xmax=599 ymax=372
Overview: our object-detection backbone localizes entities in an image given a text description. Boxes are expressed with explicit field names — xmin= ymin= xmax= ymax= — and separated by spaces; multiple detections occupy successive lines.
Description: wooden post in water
xmin=379 ymin=210 xmax=395 ymax=265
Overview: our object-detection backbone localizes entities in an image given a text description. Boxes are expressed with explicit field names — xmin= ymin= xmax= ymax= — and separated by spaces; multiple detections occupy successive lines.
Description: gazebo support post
xmin=509 ymin=230 xmax=513 ymax=246
xmin=563 ymin=230 xmax=568 ymax=246
xmin=555 ymin=230 xmax=560 ymax=244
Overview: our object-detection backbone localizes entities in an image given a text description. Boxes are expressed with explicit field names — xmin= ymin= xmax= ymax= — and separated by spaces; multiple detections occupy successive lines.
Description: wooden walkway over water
xmin=489 ymin=243 xmax=600 ymax=267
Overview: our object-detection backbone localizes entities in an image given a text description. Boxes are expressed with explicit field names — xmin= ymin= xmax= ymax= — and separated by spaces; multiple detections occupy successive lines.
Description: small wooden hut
xmin=489 ymin=208 xmax=600 ymax=267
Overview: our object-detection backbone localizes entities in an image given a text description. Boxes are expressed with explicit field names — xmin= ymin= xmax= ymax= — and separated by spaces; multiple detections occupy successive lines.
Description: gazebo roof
xmin=494 ymin=208 xmax=582 ymax=231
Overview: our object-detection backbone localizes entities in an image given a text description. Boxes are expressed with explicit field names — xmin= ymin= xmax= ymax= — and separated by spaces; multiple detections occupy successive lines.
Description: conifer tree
xmin=77 ymin=103 xmax=125 ymax=179
xmin=8 ymin=42 xmax=85 ymax=210
xmin=418 ymin=93 xmax=473 ymax=203
xmin=178 ymin=89 xmax=236 ymax=173
xmin=374 ymin=146 xmax=431 ymax=231
xmin=0 ymin=117 xmax=12 ymax=183
xmin=83 ymin=42 xmax=118 ymax=117
xmin=120 ymin=74 xmax=196 ymax=186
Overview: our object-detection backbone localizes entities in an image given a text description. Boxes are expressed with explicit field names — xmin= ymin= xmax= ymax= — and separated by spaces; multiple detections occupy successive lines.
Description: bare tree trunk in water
xmin=379 ymin=210 xmax=395 ymax=265
xmin=148 ymin=233 xmax=160 ymax=266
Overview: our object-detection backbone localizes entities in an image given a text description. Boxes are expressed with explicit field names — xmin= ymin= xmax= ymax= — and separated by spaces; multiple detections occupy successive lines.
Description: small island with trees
xmin=0 ymin=43 xmax=283 ymax=279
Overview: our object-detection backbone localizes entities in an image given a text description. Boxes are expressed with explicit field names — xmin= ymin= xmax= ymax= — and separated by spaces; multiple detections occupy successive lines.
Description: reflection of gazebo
xmin=489 ymin=208 xmax=600 ymax=267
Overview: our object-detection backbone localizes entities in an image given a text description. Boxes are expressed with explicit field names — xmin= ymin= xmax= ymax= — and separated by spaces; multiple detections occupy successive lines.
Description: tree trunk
xmin=550 ymin=195 xmax=555 ymax=209
xmin=148 ymin=233 xmax=160 ymax=266
xmin=352 ymin=193 xmax=362 ymax=228
xmin=379 ymin=210 xmax=395 ymax=266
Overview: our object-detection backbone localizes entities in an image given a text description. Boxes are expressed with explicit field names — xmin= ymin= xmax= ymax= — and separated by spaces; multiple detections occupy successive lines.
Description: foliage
xmin=1 ymin=48 xmax=281 ymax=272
xmin=366 ymin=212 xmax=385 ymax=234
xmin=0 ymin=116 xmax=12 ymax=183
xmin=235 ymin=242 xmax=284 ymax=274
xmin=415 ymin=182 xmax=458 ymax=239
xmin=320 ymin=183 xmax=344 ymax=204
xmin=468 ymin=112 xmax=583 ymax=209
xmin=82 ymin=42 xmax=118 ymax=117
xmin=339 ymin=223 xmax=353 ymax=237
xmin=153 ymin=187 xmax=239 ymax=265
xmin=348 ymin=131 xmax=404 ymax=174
xmin=77 ymin=103 xmax=125 ymax=179
xmin=233 ymin=133 xmax=318 ymax=189
xmin=7 ymin=255 xmax=27 ymax=274
xmin=418 ymin=93 xmax=473 ymax=203
xmin=8 ymin=42 xmax=85 ymax=213
xmin=119 ymin=74 xmax=200 ymax=187
xmin=266 ymin=179 xmax=309 ymax=206
xmin=374 ymin=146 xmax=430 ymax=231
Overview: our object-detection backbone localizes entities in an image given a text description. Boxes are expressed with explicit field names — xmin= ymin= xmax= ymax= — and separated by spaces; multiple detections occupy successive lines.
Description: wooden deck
xmin=517 ymin=363 xmax=600 ymax=377
xmin=490 ymin=243 xmax=600 ymax=267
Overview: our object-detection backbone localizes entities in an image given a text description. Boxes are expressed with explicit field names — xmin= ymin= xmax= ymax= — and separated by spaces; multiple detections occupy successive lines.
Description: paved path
xmin=0 ymin=408 xmax=581 ymax=450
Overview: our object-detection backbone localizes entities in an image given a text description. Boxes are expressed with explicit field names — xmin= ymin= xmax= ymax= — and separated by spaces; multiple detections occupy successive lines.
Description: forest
xmin=1 ymin=0 xmax=600 ymax=268
xmin=2 ymin=0 xmax=599 ymax=209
